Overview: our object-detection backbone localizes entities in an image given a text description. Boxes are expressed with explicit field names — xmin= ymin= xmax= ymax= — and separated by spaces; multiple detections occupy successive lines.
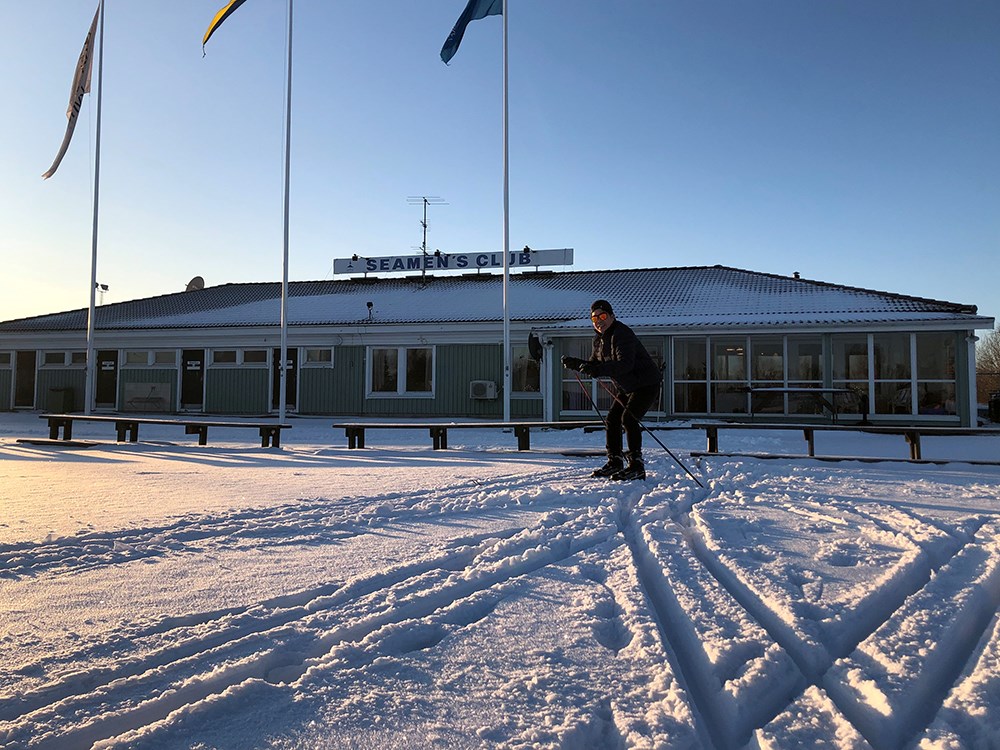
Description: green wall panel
xmin=0 ymin=370 xmax=10 ymax=410
xmin=298 ymin=346 xmax=365 ymax=414
xmin=119 ymin=369 xmax=178 ymax=413
xmin=205 ymin=369 xmax=270 ymax=414
xmin=35 ymin=370 xmax=87 ymax=411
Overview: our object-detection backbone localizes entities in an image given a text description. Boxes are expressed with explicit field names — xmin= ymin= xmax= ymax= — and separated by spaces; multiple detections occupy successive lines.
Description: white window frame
xmin=41 ymin=351 xmax=69 ymax=367
xmin=366 ymin=345 xmax=435 ymax=398
xmin=303 ymin=348 xmax=335 ymax=368
xmin=123 ymin=350 xmax=152 ymax=367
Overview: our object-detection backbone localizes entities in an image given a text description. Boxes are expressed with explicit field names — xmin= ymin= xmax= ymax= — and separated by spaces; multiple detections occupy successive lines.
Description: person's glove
xmin=578 ymin=361 xmax=597 ymax=376
xmin=561 ymin=355 xmax=584 ymax=371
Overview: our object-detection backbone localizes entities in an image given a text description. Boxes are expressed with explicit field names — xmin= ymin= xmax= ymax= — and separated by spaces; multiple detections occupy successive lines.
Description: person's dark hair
xmin=591 ymin=299 xmax=613 ymax=315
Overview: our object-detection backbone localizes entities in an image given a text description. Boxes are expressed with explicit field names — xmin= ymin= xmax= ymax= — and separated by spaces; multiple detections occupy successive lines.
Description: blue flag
xmin=440 ymin=0 xmax=502 ymax=64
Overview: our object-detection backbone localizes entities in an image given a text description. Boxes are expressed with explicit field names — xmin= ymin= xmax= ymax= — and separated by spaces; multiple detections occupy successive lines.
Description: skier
xmin=561 ymin=300 xmax=662 ymax=480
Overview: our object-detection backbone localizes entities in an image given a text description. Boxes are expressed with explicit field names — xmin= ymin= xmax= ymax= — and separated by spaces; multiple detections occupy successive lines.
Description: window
xmin=749 ymin=336 xmax=784 ymax=413
xmin=369 ymin=347 xmax=433 ymax=396
xmin=786 ymin=336 xmax=824 ymax=415
xmin=831 ymin=335 xmax=869 ymax=415
xmin=915 ymin=333 xmax=957 ymax=416
xmin=243 ymin=349 xmax=268 ymax=365
xmin=512 ymin=345 xmax=540 ymax=393
xmin=673 ymin=338 xmax=707 ymax=413
xmin=125 ymin=350 xmax=149 ymax=366
xmin=873 ymin=333 xmax=911 ymax=414
xmin=0 ymin=352 xmax=10 ymax=367
xmin=304 ymin=348 xmax=333 ymax=366
xmin=43 ymin=351 xmax=67 ymax=366
xmin=561 ymin=338 xmax=609 ymax=412
xmin=71 ymin=351 xmax=87 ymax=366
xmin=711 ymin=337 xmax=747 ymax=414
xmin=153 ymin=351 xmax=176 ymax=365
xmin=213 ymin=350 xmax=237 ymax=365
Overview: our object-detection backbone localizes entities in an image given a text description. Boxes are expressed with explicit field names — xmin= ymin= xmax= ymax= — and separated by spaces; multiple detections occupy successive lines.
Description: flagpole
xmin=501 ymin=0 xmax=511 ymax=422
xmin=84 ymin=0 xmax=106 ymax=416
xmin=278 ymin=0 xmax=293 ymax=425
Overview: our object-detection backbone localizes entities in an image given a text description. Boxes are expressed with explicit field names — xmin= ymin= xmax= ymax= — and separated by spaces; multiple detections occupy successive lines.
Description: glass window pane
xmin=711 ymin=383 xmax=748 ymax=414
xmin=873 ymin=334 xmax=910 ymax=380
xmin=153 ymin=351 xmax=176 ymax=365
xmin=832 ymin=335 xmax=868 ymax=380
xmin=44 ymin=352 xmax=65 ymax=366
xmin=918 ymin=383 xmax=956 ymax=415
xmin=405 ymin=348 xmax=432 ymax=392
xmin=916 ymin=333 xmax=956 ymax=380
xmin=712 ymin=338 xmax=746 ymax=381
xmin=674 ymin=383 xmax=707 ymax=413
xmin=305 ymin=348 xmax=332 ymax=364
xmin=750 ymin=383 xmax=784 ymax=413
xmin=875 ymin=382 xmax=913 ymax=415
xmin=751 ymin=336 xmax=784 ymax=381
xmin=243 ymin=350 xmax=267 ymax=364
xmin=372 ymin=349 xmax=398 ymax=392
xmin=71 ymin=351 xmax=87 ymax=365
xmin=213 ymin=350 xmax=237 ymax=364
xmin=0 ymin=352 xmax=12 ymax=366
xmin=787 ymin=383 xmax=824 ymax=415
xmin=125 ymin=351 xmax=147 ymax=365
xmin=787 ymin=337 xmax=823 ymax=381
xmin=513 ymin=345 xmax=540 ymax=392
xmin=674 ymin=338 xmax=706 ymax=380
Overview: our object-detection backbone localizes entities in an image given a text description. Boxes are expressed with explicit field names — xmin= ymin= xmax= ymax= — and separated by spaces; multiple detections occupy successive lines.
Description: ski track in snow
xmin=1 ymin=446 xmax=999 ymax=749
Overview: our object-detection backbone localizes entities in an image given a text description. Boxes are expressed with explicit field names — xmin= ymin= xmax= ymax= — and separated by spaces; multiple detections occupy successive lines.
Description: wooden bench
xmin=331 ymin=420 xmax=604 ymax=451
xmin=691 ymin=422 xmax=997 ymax=461
xmin=42 ymin=414 xmax=292 ymax=448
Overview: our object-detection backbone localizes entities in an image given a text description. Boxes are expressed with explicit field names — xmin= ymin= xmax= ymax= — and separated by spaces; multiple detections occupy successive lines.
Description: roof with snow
xmin=0 ymin=265 xmax=991 ymax=333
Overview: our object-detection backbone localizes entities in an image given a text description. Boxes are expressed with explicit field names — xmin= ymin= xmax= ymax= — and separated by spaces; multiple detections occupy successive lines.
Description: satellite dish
xmin=185 ymin=276 xmax=205 ymax=292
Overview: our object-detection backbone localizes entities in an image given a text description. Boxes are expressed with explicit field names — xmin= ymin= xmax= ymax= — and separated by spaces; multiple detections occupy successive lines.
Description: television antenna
xmin=407 ymin=196 xmax=447 ymax=284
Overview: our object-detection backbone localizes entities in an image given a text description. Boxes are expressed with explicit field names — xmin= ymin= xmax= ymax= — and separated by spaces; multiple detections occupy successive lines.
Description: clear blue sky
xmin=2 ymin=1 xmax=997 ymax=329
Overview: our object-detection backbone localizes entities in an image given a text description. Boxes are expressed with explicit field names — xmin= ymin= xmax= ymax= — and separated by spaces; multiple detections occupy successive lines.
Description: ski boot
xmin=591 ymin=454 xmax=624 ymax=478
xmin=611 ymin=452 xmax=645 ymax=481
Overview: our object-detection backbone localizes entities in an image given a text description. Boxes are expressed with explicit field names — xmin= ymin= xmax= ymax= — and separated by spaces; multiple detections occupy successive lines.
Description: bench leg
xmin=184 ymin=425 xmax=209 ymax=445
xmin=260 ymin=427 xmax=280 ymax=448
xmin=905 ymin=431 xmax=921 ymax=460
xmin=430 ymin=427 xmax=448 ymax=450
xmin=803 ymin=429 xmax=815 ymax=457
xmin=705 ymin=426 xmax=718 ymax=454
xmin=346 ymin=427 xmax=364 ymax=449
xmin=515 ymin=426 xmax=530 ymax=451
xmin=116 ymin=422 xmax=138 ymax=442
xmin=49 ymin=419 xmax=70 ymax=440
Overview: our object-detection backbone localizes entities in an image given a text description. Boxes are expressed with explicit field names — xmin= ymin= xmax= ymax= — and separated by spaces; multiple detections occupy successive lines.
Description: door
xmin=272 ymin=347 xmax=298 ymax=411
xmin=181 ymin=349 xmax=205 ymax=410
xmin=95 ymin=350 xmax=119 ymax=407
xmin=14 ymin=351 xmax=36 ymax=408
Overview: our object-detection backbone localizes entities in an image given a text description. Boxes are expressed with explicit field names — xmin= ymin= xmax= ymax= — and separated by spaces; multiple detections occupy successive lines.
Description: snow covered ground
xmin=1 ymin=412 xmax=998 ymax=750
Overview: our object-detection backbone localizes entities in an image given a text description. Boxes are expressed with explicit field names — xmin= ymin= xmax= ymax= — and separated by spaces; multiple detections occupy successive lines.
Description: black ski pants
xmin=605 ymin=383 xmax=660 ymax=458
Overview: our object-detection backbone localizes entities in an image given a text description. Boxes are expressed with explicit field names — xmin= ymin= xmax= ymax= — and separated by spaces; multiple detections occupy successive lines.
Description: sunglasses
xmin=590 ymin=311 xmax=610 ymax=322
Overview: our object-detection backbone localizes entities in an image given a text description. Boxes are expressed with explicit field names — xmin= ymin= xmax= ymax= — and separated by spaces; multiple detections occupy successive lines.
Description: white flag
xmin=43 ymin=5 xmax=100 ymax=180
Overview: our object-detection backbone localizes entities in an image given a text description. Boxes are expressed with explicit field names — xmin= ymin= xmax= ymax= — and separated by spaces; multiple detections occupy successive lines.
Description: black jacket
xmin=587 ymin=320 xmax=662 ymax=393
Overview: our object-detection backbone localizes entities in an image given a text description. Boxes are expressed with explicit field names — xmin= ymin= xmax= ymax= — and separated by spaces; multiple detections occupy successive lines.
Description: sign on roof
xmin=334 ymin=248 xmax=573 ymax=275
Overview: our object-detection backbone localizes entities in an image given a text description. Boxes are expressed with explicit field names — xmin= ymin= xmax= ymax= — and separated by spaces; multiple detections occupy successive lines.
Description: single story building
xmin=0 ymin=265 xmax=992 ymax=426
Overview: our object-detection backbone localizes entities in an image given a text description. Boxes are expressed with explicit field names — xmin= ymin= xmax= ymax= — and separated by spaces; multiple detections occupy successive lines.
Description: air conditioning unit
xmin=469 ymin=380 xmax=497 ymax=400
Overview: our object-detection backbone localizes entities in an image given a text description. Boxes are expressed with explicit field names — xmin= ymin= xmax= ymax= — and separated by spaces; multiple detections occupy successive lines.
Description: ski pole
xmin=593 ymin=377 xmax=704 ymax=489
xmin=572 ymin=371 xmax=608 ymax=429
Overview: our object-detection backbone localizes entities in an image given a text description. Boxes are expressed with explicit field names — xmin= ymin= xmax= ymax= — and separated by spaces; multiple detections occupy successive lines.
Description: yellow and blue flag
xmin=203 ymin=0 xmax=250 ymax=50
xmin=440 ymin=0 xmax=502 ymax=64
